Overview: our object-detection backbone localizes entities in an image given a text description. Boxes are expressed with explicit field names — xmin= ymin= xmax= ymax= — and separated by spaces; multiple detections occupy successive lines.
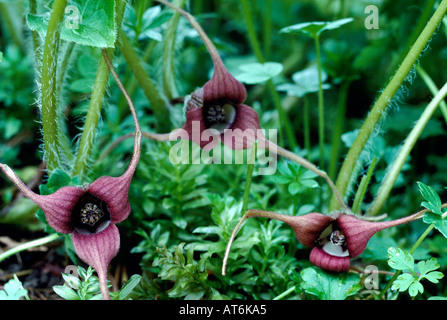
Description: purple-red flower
xmin=0 ymin=50 xmax=141 ymax=300
xmin=0 ymin=131 xmax=140 ymax=299
xmin=222 ymin=210 xmax=422 ymax=274
xmin=162 ymin=1 xmax=263 ymax=151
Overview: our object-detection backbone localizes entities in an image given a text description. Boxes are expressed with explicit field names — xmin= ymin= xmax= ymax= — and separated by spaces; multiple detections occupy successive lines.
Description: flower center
xmin=72 ymin=193 xmax=111 ymax=235
xmin=316 ymin=223 xmax=349 ymax=257
xmin=204 ymin=103 xmax=236 ymax=133
xmin=80 ymin=203 xmax=104 ymax=226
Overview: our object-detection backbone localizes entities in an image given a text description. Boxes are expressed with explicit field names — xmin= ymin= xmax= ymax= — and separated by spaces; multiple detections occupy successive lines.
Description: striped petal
xmin=309 ymin=247 xmax=351 ymax=272
xmin=72 ymin=224 xmax=120 ymax=300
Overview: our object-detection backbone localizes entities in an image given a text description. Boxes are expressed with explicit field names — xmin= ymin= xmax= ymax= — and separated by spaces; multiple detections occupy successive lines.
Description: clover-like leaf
xmin=391 ymin=273 xmax=415 ymax=292
xmin=235 ymin=62 xmax=283 ymax=84
xmin=0 ymin=275 xmax=29 ymax=300
xmin=280 ymin=18 xmax=353 ymax=38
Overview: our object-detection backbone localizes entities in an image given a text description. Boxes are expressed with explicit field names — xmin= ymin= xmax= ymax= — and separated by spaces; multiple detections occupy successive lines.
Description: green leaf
xmin=280 ymin=18 xmax=353 ymax=38
xmin=277 ymin=65 xmax=330 ymax=97
xmin=391 ymin=273 xmax=416 ymax=292
xmin=408 ymin=281 xmax=424 ymax=297
xmin=118 ymin=275 xmax=142 ymax=300
xmin=299 ymin=267 xmax=361 ymax=300
xmin=0 ymin=275 xmax=29 ymax=300
xmin=26 ymin=0 xmax=116 ymax=48
xmin=235 ymin=62 xmax=283 ymax=84
xmin=53 ymin=285 xmax=81 ymax=300
xmin=387 ymin=247 xmax=415 ymax=271
xmin=423 ymin=213 xmax=447 ymax=238
xmin=417 ymin=182 xmax=443 ymax=215
xmin=425 ymin=271 xmax=444 ymax=284
xmin=417 ymin=257 xmax=440 ymax=276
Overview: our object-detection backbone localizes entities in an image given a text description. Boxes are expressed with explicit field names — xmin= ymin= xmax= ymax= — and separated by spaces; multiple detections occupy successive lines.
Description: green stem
xmin=367 ymin=81 xmax=447 ymax=216
xmin=163 ymin=0 xmax=185 ymax=100
xmin=29 ymin=0 xmax=42 ymax=64
xmin=0 ymin=3 xmax=24 ymax=50
xmin=262 ymin=0 xmax=272 ymax=59
xmin=303 ymin=95 xmax=311 ymax=159
xmin=0 ymin=233 xmax=61 ymax=263
xmin=416 ymin=66 xmax=447 ymax=125
xmin=241 ymin=143 xmax=257 ymax=214
xmin=315 ymin=35 xmax=325 ymax=170
xmin=273 ymin=286 xmax=296 ymax=300
xmin=40 ymin=0 xmax=67 ymax=173
xmin=72 ymin=0 xmax=126 ymax=179
xmin=352 ymin=157 xmax=378 ymax=214
xmin=73 ymin=49 xmax=114 ymax=180
xmin=329 ymin=0 xmax=447 ymax=211
xmin=117 ymin=30 xmax=170 ymax=131
xmin=240 ymin=0 xmax=297 ymax=149
xmin=328 ymin=81 xmax=350 ymax=180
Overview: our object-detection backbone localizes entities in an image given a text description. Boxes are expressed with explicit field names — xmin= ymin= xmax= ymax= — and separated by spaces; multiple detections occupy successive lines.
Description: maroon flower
xmin=222 ymin=210 xmax=422 ymax=274
xmin=161 ymin=0 xmax=263 ymax=151
xmin=0 ymin=50 xmax=141 ymax=300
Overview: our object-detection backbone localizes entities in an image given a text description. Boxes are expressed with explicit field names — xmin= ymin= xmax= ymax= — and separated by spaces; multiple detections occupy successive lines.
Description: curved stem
xmin=0 ymin=233 xmax=61 ymax=263
xmin=416 ymin=66 xmax=447 ymax=125
xmin=273 ymin=286 xmax=296 ymax=300
xmin=367 ymin=81 xmax=447 ymax=216
xmin=222 ymin=209 xmax=297 ymax=276
xmin=330 ymin=0 xmax=447 ymax=211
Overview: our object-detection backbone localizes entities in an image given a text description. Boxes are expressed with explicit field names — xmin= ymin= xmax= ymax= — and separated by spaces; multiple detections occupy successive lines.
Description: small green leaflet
xmin=417 ymin=182 xmax=443 ymax=215
xmin=277 ymin=65 xmax=330 ymax=97
xmin=298 ymin=267 xmax=361 ymax=300
xmin=417 ymin=182 xmax=447 ymax=238
xmin=280 ymin=18 xmax=354 ymax=38
xmin=387 ymin=247 xmax=444 ymax=297
xmin=234 ymin=62 xmax=283 ymax=84
xmin=0 ymin=275 xmax=29 ymax=300
xmin=26 ymin=0 xmax=116 ymax=48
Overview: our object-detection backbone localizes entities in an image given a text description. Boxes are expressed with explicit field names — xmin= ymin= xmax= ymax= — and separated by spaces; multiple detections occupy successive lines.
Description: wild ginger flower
xmin=160 ymin=0 xmax=262 ymax=151
xmin=0 ymin=50 xmax=141 ymax=300
xmin=222 ymin=209 xmax=423 ymax=274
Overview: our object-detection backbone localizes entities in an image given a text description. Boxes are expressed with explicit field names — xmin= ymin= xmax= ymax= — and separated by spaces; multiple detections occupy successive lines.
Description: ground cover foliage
xmin=0 ymin=0 xmax=447 ymax=301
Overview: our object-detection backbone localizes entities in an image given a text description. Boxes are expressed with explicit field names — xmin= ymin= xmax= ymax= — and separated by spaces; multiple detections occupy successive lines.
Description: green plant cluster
xmin=1 ymin=0 xmax=447 ymax=301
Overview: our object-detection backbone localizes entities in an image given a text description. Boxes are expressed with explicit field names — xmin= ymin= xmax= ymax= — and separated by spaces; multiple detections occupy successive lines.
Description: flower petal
xmin=309 ymin=247 xmax=351 ymax=272
xmin=223 ymin=104 xmax=263 ymax=150
xmin=87 ymin=131 xmax=141 ymax=224
xmin=0 ymin=163 xmax=83 ymax=234
xmin=338 ymin=212 xmax=421 ymax=258
xmin=72 ymin=224 xmax=120 ymax=300
xmin=182 ymin=108 xmax=220 ymax=150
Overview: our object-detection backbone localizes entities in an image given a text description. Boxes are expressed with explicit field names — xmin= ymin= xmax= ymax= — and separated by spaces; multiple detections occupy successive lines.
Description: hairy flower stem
xmin=72 ymin=1 xmax=126 ymax=180
xmin=117 ymin=30 xmax=170 ymax=131
xmin=241 ymin=143 xmax=257 ymax=214
xmin=367 ymin=81 xmax=447 ymax=216
xmin=329 ymin=0 xmax=447 ymax=211
xmin=73 ymin=49 xmax=115 ymax=180
xmin=265 ymin=140 xmax=348 ymax=212
xmin=163 ymin=0 xmax=185 ymax=100
xmin=40 ymin=0 xmax=67 ymax=173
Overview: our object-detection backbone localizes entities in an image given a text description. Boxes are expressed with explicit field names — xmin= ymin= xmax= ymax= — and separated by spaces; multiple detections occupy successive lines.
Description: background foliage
xmin=0 ymin=0 xmax=447 ymax=300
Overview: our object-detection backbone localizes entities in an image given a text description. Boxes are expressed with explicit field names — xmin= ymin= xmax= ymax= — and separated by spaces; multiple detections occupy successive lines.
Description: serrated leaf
xmin=423 ymin=213 xmax=447 ymax=238
xmin=408 ymin=281 xmax=424 ymax=297
xmin=26 ymin=0 xmax=116 ymax=48
xmin=387 ymin=247 xmax=415 ymax=271
xmin=391 ymin=273 xmax=415 ymax=292
xmin=417 ymin=182 xmax=443 ymax=215
xmin=417 ymin=258 xmax=440 ymax=276
xmin=425 ymin=271 xmax=444 ymax=284
xmin=299 ymin=267 xmax=361 ymax=300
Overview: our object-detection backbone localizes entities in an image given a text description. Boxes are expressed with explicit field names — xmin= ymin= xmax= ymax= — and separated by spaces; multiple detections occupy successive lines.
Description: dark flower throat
xmin=72 ymin=193 xmax=111 ymax=235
